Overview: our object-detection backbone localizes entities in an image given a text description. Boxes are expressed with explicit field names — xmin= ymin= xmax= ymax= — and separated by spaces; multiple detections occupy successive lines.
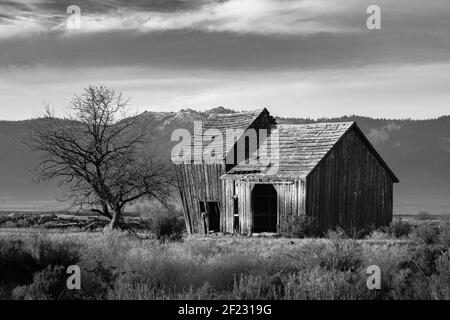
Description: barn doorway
xmin=251 ymin=184 xmax=277 ymax=233
xmin=206 ymin=201 xmax=220 ymax=232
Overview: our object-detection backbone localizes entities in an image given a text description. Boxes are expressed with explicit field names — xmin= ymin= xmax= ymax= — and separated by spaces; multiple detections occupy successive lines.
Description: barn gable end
xmin=307 ymin=123 xmax=399 ymax=183
xmin=306 ymin=124 xmax=398 ymax=232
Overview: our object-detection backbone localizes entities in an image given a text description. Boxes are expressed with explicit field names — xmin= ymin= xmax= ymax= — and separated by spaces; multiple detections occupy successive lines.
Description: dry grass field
xmin=0 ymin=214 xmax=449 ymax=300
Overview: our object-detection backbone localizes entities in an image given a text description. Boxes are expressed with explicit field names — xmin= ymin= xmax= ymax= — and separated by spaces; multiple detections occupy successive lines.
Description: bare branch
xmin=28 ymin=85 xmax=175 ymax=229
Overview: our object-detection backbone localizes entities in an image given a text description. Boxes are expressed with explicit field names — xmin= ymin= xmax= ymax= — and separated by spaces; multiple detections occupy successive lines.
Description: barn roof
xmin=222 ymin=122 xmax=399 ymax=182
xmin=204 ymin=108 xmax=266 ymax=131
xmin=191 ymin=108 xmax=268 ymax=159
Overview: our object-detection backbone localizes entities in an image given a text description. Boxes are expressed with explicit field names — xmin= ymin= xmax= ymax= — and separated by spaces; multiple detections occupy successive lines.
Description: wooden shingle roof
xmin=191 ymin=108 xmax=267 ymax=160
xmin=204 ymin=108 xmax=266 ymax=131
xmin=223 ymin=122 xmax=355 ymax=180
xmin=223 ymin=121 xmax=399 ymax=182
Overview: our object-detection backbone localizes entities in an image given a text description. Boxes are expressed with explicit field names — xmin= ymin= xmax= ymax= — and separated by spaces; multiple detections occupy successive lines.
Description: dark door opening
xmin=252 ymin=184 xmax=277 ymax=233
xmin=207 ymin=201 xmax=220 ymax=232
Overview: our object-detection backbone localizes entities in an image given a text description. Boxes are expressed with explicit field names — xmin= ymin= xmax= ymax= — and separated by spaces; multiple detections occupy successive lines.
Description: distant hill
xmin=1 ymin=109 xmax=450 ymax=214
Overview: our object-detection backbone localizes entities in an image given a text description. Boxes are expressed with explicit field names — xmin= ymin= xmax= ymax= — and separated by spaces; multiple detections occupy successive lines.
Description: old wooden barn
xmin=174 ymin=108 xmax=399 ymax=235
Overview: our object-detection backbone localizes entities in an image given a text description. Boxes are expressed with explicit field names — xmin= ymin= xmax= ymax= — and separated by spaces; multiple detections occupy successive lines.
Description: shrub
xmin=3 ymin=220 xmax=450 ymax=300
xmin=6 ymin=239 xmax=115 ymax=300
xmin=428 ymin=251 xmax=450 ymax=299
xmin=389 ymin=267 xmax=427 ymax=299
xmin=389 ymin=219 xmax=412 ymax=238
xmin=232 ymin=273 xmax=284 ymax=300
xmin=108 ymin=277 xmax=168 ymax=300
xmin=366 ymin=230 xmax=392 ymax=241
xmin=76 ymin=261 xmax=117 ymax=299
xmin=0 ymin=237 xmax=83 ymax=299
xmin=232 ymin=267 xmax=371 ymax=300
xmin=0 ymin=240 xmax=39 ymax=285
xmin=12 ymin=265 xmax=68 ymax=300
xmin=16 ymin=218 xmax=32 ymax=228
xmin=402 ymin=245 xmax=444 ymax=277
xmin=411 ymin=223 xmax=440 ymax=245
xmin=341 ymin=224 xmax=378 ymax=239
xmin=320 ymin=229 xmax=363 ymax=272
xmin=178 ymin=282 xmax=224 ymax=300
xmin=438 ymin=222 xmax=450 ymax=247
xmin=151 ymin=215 xmax=185 ymax=242
xmin=282 ymin=214 xmax=318 ymax=238
xmin=390 ymin=241 xmax=450 ymax=299
xmin=33 ymin=240 xmax=80 ymax=268
xmin=3 ymin=221 xmax=19 ymax=228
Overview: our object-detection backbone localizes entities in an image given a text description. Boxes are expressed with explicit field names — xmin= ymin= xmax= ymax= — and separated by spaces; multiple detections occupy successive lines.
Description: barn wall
xmin=223 ymin=180 xmax=254 ymax=234
xmin=223 ymin=179 xmax=234 ymax=233
xmin=236 ymin=181 xmax=254 ymax=235
xmin=306 ymin=128 xmax=394 ymax=232
xmin=275 ymin=180 xmax=307 ymax=235
xmin=175 ymin=161 xmax=226 ymax=234
xmin=222 ymin=179 xmax=307 ymax=235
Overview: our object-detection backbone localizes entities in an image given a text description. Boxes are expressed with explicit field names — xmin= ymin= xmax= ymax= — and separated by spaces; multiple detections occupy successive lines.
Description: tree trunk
xmin=108 ymin=206 xmax=122 ymax=229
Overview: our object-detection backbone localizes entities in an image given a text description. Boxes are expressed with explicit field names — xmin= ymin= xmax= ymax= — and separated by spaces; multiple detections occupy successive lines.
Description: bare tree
xmin=29 ymin=85 xmax=175 ymax=230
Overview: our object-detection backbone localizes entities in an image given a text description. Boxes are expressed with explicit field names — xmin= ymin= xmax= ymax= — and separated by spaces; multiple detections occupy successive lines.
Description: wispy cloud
xmin=0 ymin=0 xmax=360 ymax=38
xmin=2 ymin=0 xmax=449 ymax=39
xmin=3 ymin=0 xmax=450 ymax=39
xmin=113 ymin=0 xmax=357 ymax=35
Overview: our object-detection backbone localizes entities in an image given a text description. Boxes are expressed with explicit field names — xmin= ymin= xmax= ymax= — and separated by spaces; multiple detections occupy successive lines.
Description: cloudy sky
xmin=1 ymin=0 xmax=450 ymax=120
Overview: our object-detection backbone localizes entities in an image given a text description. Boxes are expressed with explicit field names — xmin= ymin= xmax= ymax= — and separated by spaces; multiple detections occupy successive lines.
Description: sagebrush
xmin=0 ymin=219 xmax=449 ymax=300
